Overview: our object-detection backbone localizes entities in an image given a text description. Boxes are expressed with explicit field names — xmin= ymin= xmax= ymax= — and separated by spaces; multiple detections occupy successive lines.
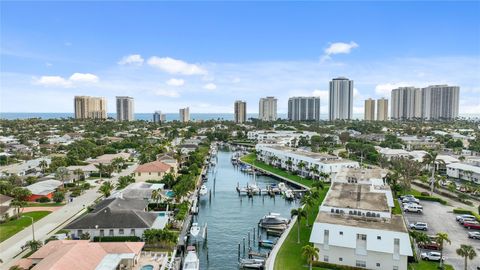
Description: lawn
xmin=0 ymin=211 xmax=51 ymax=242
xmin=26 ymin=202 xmax=65 ymax=207
xmin=408 ymin=261 xmax=454 ymax=270
xmin=274 ymin=186 xmax=329 ymax=270
xmin=241 ymin=153 xmax=314 ymax=188
xmin=392 ymin=198 xmax=402 ymax=215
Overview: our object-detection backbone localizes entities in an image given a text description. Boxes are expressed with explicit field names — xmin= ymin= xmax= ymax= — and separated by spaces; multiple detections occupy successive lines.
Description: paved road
xmin=404 ymin=201 xmax=480 ymax=270
xmin=0 ymin=164 xmax=138 ymax=270
xmin=413 ymin=182 xmax=477 ymax=212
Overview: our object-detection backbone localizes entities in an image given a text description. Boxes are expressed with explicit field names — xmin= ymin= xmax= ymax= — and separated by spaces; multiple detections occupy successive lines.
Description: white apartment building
xmin=259 ymin=96 xmax=277 ymax=121
xmin=235 ymin=100 xmax=247 ymax=123
xmin=116 ymin=96 xmax=135 ymax=121
xmin=255 ymin=144 xmax=359 ymax=177
xmin=179 ymin=107 xmax=190 ymax=122
xmin=446 ymin=162 xmax=480 ymax=184
xmin=310 ymin=168 xmax=412 ymax=270
xmin=247 ymin=130 xmax=319 ymax=146
xmin=329 ymin=77 xmax=353 ymax=121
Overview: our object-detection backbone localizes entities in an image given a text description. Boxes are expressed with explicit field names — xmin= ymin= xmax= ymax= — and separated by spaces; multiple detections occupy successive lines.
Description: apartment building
xmin=364 ymin=99 xmax=375 ymax=121
xmin=234 ymin=100 xmax=247 ymax=123
xmin=179 ymin=107 xmax=190 ymax=122
xmin=259 ymin=97 xmax=277 ymax=121
xmin=74 ymin=96 xmax=107 ymax=119
xmin=329 ymin=77 xmax=353 ymax=121
xmin=116 ymin=96 xmax=134 ymax=121
xmin=377 ymin=98 xmax=388 ymax=121
xmin=288 ymin=96 xmax=321 ymax=121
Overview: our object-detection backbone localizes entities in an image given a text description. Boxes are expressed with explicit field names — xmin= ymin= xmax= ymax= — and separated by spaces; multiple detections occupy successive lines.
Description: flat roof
xmin=335 ymin=168 xmax=387 ymax=181
xmin=447 ymin=162 xmax=480 ymax=174
xmin=316 ymin=211 xmax=408 ymax=233
xmin=322 ymin=183 xmax=390 ymax=212
xmin=259 ymin=145 xmax=337 ymax=159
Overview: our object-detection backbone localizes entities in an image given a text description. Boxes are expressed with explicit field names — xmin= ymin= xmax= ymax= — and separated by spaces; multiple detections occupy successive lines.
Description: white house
xmin=309 ymin=173 xmax=412 ymax=270
xmin=255 ymin=144 xmax=359 ymax=177
xmin=446 ymin=163 xmax=480 ymax=184
xmin=0 ymin=157 xmax=51 ymax=177
xmin=248 ymin=130 xmax=319 ymax=146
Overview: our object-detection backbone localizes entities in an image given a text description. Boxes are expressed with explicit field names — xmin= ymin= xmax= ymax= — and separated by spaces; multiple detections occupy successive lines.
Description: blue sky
xmin=1 ymin=1 xmax=479 ymax=114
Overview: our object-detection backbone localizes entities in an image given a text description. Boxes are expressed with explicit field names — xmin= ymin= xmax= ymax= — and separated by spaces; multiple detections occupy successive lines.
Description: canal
xmin=192 ymin=149 xmax=299 ymax=269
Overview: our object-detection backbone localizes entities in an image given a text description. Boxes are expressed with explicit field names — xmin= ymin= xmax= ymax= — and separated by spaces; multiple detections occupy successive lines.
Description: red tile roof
xmin=134 ymin=160 xmax=172 ymax=173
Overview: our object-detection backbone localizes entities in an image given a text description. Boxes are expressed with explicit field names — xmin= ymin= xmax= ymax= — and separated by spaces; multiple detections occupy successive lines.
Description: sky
xmin=1 ymin=1 xmax=479 ymax=115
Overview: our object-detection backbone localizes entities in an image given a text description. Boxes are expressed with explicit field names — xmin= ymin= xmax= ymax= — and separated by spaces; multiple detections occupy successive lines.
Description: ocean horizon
xmin=0 ymin=112 xmax=479 ymax=121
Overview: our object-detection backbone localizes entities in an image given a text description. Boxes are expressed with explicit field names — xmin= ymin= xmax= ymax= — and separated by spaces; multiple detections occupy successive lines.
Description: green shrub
xmin=36 ymin=196 xmax=51 ymax=203
xmin=453 ymin=208 xmax=480 ymax=220
xmin=420 ymin=191 xmax=430 ymax=196
xmin=417 ymin=195 xmax=447 ymax=205
xmin=93 ymin=236 xmax=141 ymax=242
xmin=312 ymin=261 xmax=364 ymax=270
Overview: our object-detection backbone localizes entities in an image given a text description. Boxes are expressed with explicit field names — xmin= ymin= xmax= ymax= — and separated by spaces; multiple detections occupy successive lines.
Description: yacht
xmin=199 ymin=184 xmax=208 ymax=196
xmin=277 ymin=182 xmax=287 ymax=192
xmin=183 ymin=246 xmax=200 ymax=270
xmin=284 ymin=189 xmax=294 ymax=200
xmin=190 ymin=222 xmax=201 ymax=238
xmin=259 ymin=213 xmax=289 ymax=229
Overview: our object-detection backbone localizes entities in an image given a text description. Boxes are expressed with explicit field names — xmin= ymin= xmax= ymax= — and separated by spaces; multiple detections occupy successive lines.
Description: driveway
xmin=0 ymin=163 xmax=138 ymax=269
xmin=404 ymin=200 xmax=480 ymax=270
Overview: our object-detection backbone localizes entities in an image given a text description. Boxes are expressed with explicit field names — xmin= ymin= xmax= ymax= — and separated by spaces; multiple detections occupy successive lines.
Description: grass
xmin=0 ymin=211 xmax=51 ymax=242
xmin=392 ymin=198 xmax=402 ymax=215
xmin=408 ymin=261 xmax=454 ymax=270
xmin=274 ymin=186 xmax=329 ymax=270
xmin=241 ymin=153 xmax=314 ymax=188
xmin=26 ymin=202 xmax=65 ymax=207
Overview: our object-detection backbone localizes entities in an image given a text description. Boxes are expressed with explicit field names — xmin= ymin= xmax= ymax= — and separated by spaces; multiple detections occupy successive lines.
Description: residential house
xmin=25 ymin=180 xmax=63 ymax=202
xmin=446 ymin=162 xmax=480 ymax=184
xmin=0 ymin=157 xmax=51 ymax=177
xmin=0 ymin=194 xmax=15 ymax=220
xmin=133 ymin=161 xmax=173 ymax=181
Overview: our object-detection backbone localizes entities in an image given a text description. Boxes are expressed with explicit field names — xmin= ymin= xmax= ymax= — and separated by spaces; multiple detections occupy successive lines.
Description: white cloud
xmin=375 ymin=82 xmax=410 ymax=97
xmin=69 ymin=73 xmax=99 ymax=83
xmin=33 ymin=73 xmax=99 ymax=88
xmin=34 ymin=76 xmax=71 ymax=87
xmin=154 ymin=89 xmax=180 ymax=98
xmin=203 ymin=83 xmax=217 ymax=90
xmin=147 ymin=57 xmax=207 ymax=75
xmin=322 ymin=41 xmax=359 ymax=61
xmin=353 ymin=88 xmax=360 ymax=97
xmin=166 ymin=78 xmax=185 ymax=86
xmin=118 ymin=54 xmax=144 ymax=66
xmin=312 ymin=90 xmax=329 ymax=99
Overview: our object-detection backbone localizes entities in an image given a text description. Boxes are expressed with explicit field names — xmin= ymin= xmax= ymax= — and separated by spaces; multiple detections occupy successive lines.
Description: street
xmin=0 ymin=164 xmax=138 ymax=270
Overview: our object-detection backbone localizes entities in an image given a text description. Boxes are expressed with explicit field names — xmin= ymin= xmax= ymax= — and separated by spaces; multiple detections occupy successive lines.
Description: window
xmin=137 ymin=172 xmax=141 ymax=176
xmin=339 ymin=231 xmax=343 ymax=235
xmin=324 ymin=256 xmax=329 ymax=262
xmin=377 ymin=236 xmax=381 ymax=240
xmin=356 ymin=260 xmax=366 ymax=268
xmin=119 ymin=229 xmax=124 ymax=235
xmin=109 ymin=229 xmax=114 ymax=236
xmin=100 ymin=229 xmax=104 ymax=237
xmin=393 ymin=267 xmax=399 ymax=270
xmin=339 ymin=258 xmax=343 ymax=262
xmin=357 ymin=234 xmax=367 ymax=240
xmin=77 ymin=230 xmax=83 ymax=236
xmin=130 ymin=229 xmax=135 ymax=236
xmin=324 ymin=230 xmax=329 ymax=245
xmin=376 ymin=263 xmax=381 ymax=267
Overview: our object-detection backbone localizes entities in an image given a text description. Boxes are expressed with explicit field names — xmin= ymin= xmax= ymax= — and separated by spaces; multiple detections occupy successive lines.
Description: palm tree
xmin=39 ymin=159 xmax=48 ymax=174
xmin=55 ymin=167 xmax=70 ymax=186
xmin=116 ymin=175 xmax=134 ymax=190
xmin=291 ymin=208 xmax=307 ymax=244
xmin=423 ymin=151 xmax=445 ymax=193
xmin=302 ymin=244 xmax=319 ymax=270
xmin=73 ymin=168 xmax=84 ymax=183
xmin=312 ymin=180 xmax=324 ymax=192
xmin=300 ymin=194 xmax=314 ymax=225
xmin=25 ymin=240 xmax=42 ymax=251
xmin=309 ymin=166 xmax=319 ymax=180
xmin=285 ymin=159 xmax=293 ymax=172
xmin=151 ymin=189 xmax=162 ymax=207
xmin=95 ymin=163 xmax=105 ymax=180
xmin=111 ymin=157 xmax=125 ymax=173
xmin=436 ymin=232 xmax=451 ymax=268
xmin=456 ymin=244 xmax=477 ymax=270
xmin=298 ymin=161 xmax=306 ymax=176
xmin=98 ymin=181 xmax=114 ymax=198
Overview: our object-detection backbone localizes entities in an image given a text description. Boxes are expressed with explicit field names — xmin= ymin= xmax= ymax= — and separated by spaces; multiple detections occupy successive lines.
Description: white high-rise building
xmin=376 ymin=98 xmax=389 ymax=121
xmin=422 ymin=85 xmax=459 ymax=120
xmin=258 ymin=97 xmax=277 ymax=121
xmin=391 ymin=87 xmax=422 ymax=120
xmin=310 ymin=168 xmax=412 ymax=270
xmin=116 ymin=96 xmax=134 ymax=121
xmin=329 ymin=77 xmax=353 ymax=121
xmin=74 ymin=96 xmax=107 ymax=120
xmin=234 ymin=100 xmax=247 ymax=124
xmin=364 ymin=98 xmax=375 ymax=121
xmin=179 ymin=107 xmax=190 ymax=123
xmin=153 ymin=111 xmax=166 ymax=123
xmin=288 ymin=97 xmax=321 ymax=121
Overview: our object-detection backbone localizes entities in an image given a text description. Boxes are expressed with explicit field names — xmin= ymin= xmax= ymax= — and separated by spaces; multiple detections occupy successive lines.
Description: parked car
xmin=402 ymin=197 xmax=420 ymax=204
xmin=410 ymin=222 xmax=428 ymax=231
xmin=467 ymin=231 xmax=480 ymax=239
xmin=459 ymin=217 xmax=477 ymax=225
xmin=421 ymin=251 xmax=444 ymax=261
xmin=403 ymin=202 xmax=419 ymax=208
xmin=464 ymin=221 xmax=480 ymax=230
xmin=418 ymin=241 xmax=441 ymax=250
xmin=404 ymin=204 xmax=423 ymax=213
xmin=456 ymin=214 xmax=476 ymax=222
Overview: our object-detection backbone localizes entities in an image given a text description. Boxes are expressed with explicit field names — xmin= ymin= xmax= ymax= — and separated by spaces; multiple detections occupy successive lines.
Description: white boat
xmin=183 ymin=247 xmax=200 ymax=270
xmin=284 ymin=189 xmax=294 ymax=200
xmin=190 ymin=222 xmax=200 ymax=238
xmin=259 ymin=212 xmax=289 ymax=229
xmin=278 ymin=182 xmax=287 ymax=192
xmin=199 ymin=184 xmax=208 ymax=196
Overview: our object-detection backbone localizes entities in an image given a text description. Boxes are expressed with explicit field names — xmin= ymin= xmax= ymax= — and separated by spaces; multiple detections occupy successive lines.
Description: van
xmin=405 ymin=204 xmax=423 ymax=213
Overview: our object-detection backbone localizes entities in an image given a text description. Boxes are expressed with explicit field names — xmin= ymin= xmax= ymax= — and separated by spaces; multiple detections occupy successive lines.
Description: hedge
xmin=416 ymin=195 xmax=447 ymax=205
xmin=313 ymin=261 xmax=364 ymax=270
xmin=93 ymin=236 xmax=141 ymax=242
xmin=452 ymin=208 xmax=480 ymax=220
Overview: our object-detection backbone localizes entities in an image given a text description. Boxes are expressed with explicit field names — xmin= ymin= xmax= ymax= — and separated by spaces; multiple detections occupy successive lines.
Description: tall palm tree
xmin=298 ymin=161 xmax=306 ymax=176
xmin=285 ymin=159 xmax=293 ymax=172
xmin=291 ymin=208 xmax=307 ymax=244
xmin=309 ymin=166 xmax=319 ymax=180
xmin=73 ymin=168 xmax=84 ymax=183
xmin=111 ymin=157 xmax=125 ymax=173
xmin=436 ymin=232 xmax=451 ymax=268
xmin=423 ymin=151 xmax=445 ymax=193
xmin=39 ymin=159 xmax=48 ymax=174
xmin=98 ymin=181 xmax=114 ymax=198
xmin=302 ymin=244 xmax=319 ymax=270
xmin=95 ymin=163 xmax=105 ymax=180
xmin=300 ymin=194 xmax=315 ymax=225
xmin=456 ymin=244 xmax=477 ymax=270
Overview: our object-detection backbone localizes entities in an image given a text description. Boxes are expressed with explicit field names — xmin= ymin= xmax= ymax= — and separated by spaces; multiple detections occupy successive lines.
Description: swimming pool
xmin=140 ymin=265 xmax=154 ymax=270
xmin=165 ymin=190 xmax=175 ymax=198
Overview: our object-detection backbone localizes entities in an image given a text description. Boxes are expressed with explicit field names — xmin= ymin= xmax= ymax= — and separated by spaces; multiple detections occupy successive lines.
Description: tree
xmin=52 ymin=191 xmax=65 ymax=203
xmin=111 ymin=157 xmax=125 ymax=173
xmin=10 ymin=187 xmax=31 ymax=217
xmin=73 ymin=168 xmax=84 ymax=182
xmin=116 ymin=175 xmax=135 ymax=190
xmin=285 ymin=159 xmax=293 ymax=171
xmin=55 ymin=167 xmax=70 ymax=186
xmin=298 ymin=161 xmax=306 ymax=176
xmin=339 ymin=132 xmax=350 ymax=145
xmin=98 ymin=181 xmax=114 ymax=198
xmin=300 ymin=194 xmax=314 ymax=226
xmin=25 ymin=240 xmax=42 ymax=252
xmin=25 ymin=176 xmax=37 ymax=186
xmin=423 ymin=151 xmax=445 ymax=193
xmin=39 ymin=159 xmax=48 ymax=174
xmin=302 ymin=244 xmax=319 ymax=270
xmin=436 ymin=232 xmax=451 ymax=268
xmin=390 ymin=157 xmax=422 ymax=191
xmin=95 ymin=163 xmax=105 ymax=180
xmin=456 ymin=244 xmax=477 ymax=270
xmin=291 ymin=208 xmax=307 ymax=244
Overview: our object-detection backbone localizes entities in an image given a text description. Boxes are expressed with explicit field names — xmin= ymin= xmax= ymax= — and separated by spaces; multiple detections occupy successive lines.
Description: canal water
xmin=192 ymin=149 xmax=299 ymax=270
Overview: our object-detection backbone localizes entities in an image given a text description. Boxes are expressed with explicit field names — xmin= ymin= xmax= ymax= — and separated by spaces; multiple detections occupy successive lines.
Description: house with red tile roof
xmin=133 ymin=160 xmax=174 ymax=182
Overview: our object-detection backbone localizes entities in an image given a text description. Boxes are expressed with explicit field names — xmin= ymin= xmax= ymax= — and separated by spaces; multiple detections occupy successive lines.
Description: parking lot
xmin=403 ymin=200 xmax=480 ymax=270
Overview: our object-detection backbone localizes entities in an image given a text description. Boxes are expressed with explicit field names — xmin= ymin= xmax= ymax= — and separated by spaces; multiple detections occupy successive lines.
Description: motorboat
xmin=183 ymin=246 xmax=200 ymax=270
xmin=239 ymin=258 xmax=265 ymax=269
xmin=258 ymin=239 xmax=275 ymax=248
xmin=190 ymin=222 xmax=201 ymax=238
xmin=199 ymin=184 xmax=208 ymax=196
xmin=284 ymin=189 xmax=294 ymax=200
xmin=259 ymin=213 xmax=289 ymax=229
xmin=277 ymin=182 xmax=287 ymax=192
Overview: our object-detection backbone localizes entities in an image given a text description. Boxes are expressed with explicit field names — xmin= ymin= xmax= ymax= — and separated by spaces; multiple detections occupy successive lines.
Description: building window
xmin=377 ymin=236 xmax=381 ymax=240
xmin=324 ymin=256 xmax=329 ymax=262
xmin=339 ymin=231 xmax=343 ymax=235
xmin=356 ymin=260 xmax=366 ymax=268
xmin=393 ymin=267 xmax=399 ymax=270
xmin=324 ymin=230 xmax=329 ymax=245
xmin=77 ymin=230 xmax=83 ymax=236
xmin=376 ymin=263 xmax=381 ymax=267
xmin=109 ymin=229 xmax=114 ymax=236
xmin=357 ymin=234 xmax=367 ymax=240
xmin=130 ymin=229 xmax=135 ymax=236
xmin=119 ymin=229 xmax=124 ymax=235
xmin=339 ymin=257 xmax=343 ymax=262
xmin=100 ymin=229 xmax=104 ymax=237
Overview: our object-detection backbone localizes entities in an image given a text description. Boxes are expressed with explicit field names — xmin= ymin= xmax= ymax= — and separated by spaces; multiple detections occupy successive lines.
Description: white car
xmin=456 ymin=214 xmax=476 ymax=222
xmin=467 ymin=231 xmax=480 ymax=240
xmin=459 ymin=217 xmax=477 ymax=225
xmin=404 ymin=204 xmax=423 ymax=213
xmin=421 ymin=251 xmax=444 ymax=261
xmin=402 ymin=196 xmax=420 ymax=204
xmin=409 ymin=222 xmax=428 ymax=231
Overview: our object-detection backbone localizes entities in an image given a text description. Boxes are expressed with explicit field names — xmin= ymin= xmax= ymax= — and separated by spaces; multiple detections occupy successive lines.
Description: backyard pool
xmin=140 ymin=264 xmax=154 ymax=270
